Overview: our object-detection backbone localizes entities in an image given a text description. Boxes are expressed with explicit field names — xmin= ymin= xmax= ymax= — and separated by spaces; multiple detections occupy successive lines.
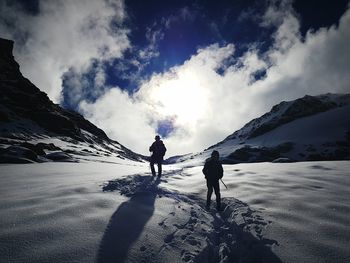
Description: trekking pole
xmin=220 ymin=179 xmax=228 ymax=189
xmin=149 ymin=154 xmax=153 ymax=175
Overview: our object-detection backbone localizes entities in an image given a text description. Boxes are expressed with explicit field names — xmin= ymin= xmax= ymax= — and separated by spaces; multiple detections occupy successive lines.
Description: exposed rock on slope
xmin=216 ymin=93 xmax=350 ymax=145
xmin=0 ymin=38 xmax=143 ymax=163
xmin=176 ymin=93 xmax=350 ymax=164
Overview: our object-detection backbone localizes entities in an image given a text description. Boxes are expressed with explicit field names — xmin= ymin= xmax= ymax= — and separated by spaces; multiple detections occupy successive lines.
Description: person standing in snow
xmin=149 ymin=135 xmax=167 ymax=177
xmin=202 ymin=150 xmax=223 ymax=211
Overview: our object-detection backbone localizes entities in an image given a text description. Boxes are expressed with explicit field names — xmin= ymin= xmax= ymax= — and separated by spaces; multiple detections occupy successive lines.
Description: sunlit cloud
xmin=81 ymin=5 xmax=350 ymax=156
xmin=0 ymin=0 xmax=129 ymax=102
xmin=1 ymin=1 xmax=350 ymax=157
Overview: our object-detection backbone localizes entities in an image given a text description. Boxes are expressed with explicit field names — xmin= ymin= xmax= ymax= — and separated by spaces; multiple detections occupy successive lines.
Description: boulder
xmin=45 ymin=151 xmax=72 ymax=161
xmin=2 ymin=145 xmax=38 ymax=162
xmin=0 ymin=155 xmax=36 ymax=164
xmin=272 ymin=157 xmax=294 ymax=163
xmin=20 ymin=142 xmax=46 ymax=156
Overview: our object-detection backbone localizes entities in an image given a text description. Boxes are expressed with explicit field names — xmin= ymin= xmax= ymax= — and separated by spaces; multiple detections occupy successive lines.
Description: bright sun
xmin=148 ymin=70 xmax=208 ymax=126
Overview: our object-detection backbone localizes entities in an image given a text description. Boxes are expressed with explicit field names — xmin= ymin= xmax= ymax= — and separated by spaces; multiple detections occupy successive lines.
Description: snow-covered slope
xmin=1 ymin=161 xmax=349 ymax=263
xmin=176 ymin=94 xmax=350 ymax=165
xmin=222 ymin=93 xmax=350 ymax=141
xmin=0 ymin=38 xmax=144 ymax=163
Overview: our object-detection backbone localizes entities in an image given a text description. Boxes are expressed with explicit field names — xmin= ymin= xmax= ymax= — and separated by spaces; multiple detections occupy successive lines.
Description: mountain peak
xmin=0 ymin=38 xmax=14 ymax=57
xmin=175 ymin=93 xmax=350 ymax=165
xmin=0 ymin=38 xmax=21 ymax=81
xmin=0 ymin=38 xmax=144 ymax=163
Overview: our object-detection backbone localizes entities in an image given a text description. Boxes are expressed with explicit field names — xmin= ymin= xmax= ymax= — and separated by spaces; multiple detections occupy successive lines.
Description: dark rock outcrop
xmin=200 ymin=92 xmax=350 ymax=164
xmin=0 ymin=38 xmax=144 ymax=162
xmin=248 ymin=95 xmax=338 ymax=138
xmin=223 ymin=142 xmax=294 ymax=164
xmin=0 ymin=145 xmax=38 ymax=163
xmin=207 ymin=93 xmax=350 ymax=153
xmin=0 ymin=38 xmax=109 ymax=141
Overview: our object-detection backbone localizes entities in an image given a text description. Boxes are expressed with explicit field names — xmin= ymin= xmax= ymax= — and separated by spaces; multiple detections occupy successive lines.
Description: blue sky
xmin=61 ymin=0 xmax=348 ymax=106
xmin=1 ymin=0 xmax=350 ymax=155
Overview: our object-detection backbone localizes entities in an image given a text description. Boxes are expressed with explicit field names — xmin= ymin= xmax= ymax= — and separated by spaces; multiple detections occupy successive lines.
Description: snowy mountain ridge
xmin=0 ymin=38 xmax=144 ymax=163
xmin=1 ymin=37 xmax=349 ymax=165
xmin=175 ymin=93 xmax=350 ymax=165
xmin=216 ymin=93 xmax=350 ymax=145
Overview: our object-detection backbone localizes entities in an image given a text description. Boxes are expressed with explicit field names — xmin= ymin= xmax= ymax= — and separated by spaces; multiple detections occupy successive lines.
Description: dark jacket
xmin=149 ymin=140 xmax=166 ymax=161
xmin=202 ymin=158 xmax=223 ymax=182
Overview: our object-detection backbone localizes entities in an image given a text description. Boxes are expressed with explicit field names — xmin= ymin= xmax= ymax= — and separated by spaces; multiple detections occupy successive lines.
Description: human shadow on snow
xmin=96 ymin=175 xmax=160 ymax=263
xmin=183 ymin=195 xmax=283 ymax=263
xmin=206 ymin=202 xmax=282 ymax=263
xmin=97 ymin=173 xmax=282 ymax=263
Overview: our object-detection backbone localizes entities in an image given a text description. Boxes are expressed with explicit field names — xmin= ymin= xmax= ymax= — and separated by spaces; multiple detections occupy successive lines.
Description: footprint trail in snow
xmin=100 ymin=170 xmax=280 ymax=263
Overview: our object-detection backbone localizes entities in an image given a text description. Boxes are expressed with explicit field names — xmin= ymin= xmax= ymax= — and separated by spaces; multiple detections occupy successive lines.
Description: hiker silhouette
xmin=202 ymin=150 xmax=223 ymax=211
xmin=149 ymin=135 xmax=166 ymax=177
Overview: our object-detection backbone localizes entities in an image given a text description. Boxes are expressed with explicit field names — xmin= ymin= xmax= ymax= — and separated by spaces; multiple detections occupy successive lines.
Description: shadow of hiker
xmin=200 ymin=198 xmax=282 ymax=263
xmin=98 ymin=175 xmax=281 ymax=263
xmin=96 ymin=176 xmax=161 ymax=263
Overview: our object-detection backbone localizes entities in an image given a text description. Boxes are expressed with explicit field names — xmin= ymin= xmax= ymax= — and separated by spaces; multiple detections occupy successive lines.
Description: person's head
xmin=211 ymin=150 xmax=220 ymax=160
xmin=155 ymin=135 xmax=161 ymax=141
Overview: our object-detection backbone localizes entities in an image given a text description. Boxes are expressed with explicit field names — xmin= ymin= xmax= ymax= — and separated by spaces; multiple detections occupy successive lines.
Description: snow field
xmin=1 ymin=160 xmax=349 ymax=262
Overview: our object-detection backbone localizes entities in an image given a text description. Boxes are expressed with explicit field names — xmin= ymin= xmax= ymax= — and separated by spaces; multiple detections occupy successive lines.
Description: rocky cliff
xmin=0 ymin=38 xmax=144 ymax=163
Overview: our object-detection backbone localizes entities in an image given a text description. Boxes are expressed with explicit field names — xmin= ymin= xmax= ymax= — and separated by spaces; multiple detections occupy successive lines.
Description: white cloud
xmin=79 ymin=88 xmax=155 ymax=153
xmin=1 ymin=1 xmax=350 ymax=157
xmin=137 ymin=26 xmax=163 ymax=61
xmin=0 ymin=0 xmax=129 ymax=102
xmin=259 ymin=4 xmax=350 ymax=103
xmin=82 ymin=5 xmax=350 ymax=156
xmin=62 ymin=62 xmax=108 ymax=108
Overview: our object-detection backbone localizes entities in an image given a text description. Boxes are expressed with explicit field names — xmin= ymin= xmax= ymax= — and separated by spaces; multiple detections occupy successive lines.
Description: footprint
xmin=140 ymin=246 xmax=146 ymax=251
xmin=181 ymin=251 xmax=193 ymax=262
xmin=190 ymin=210 xmax=197 ymax=217
xmin=188 ymin=217 xmax=197 ymax=224
xmin=164 ymin=232 xmax=175 ymax=243
xmin=186 ymin=236 xmax=199 ymax=246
